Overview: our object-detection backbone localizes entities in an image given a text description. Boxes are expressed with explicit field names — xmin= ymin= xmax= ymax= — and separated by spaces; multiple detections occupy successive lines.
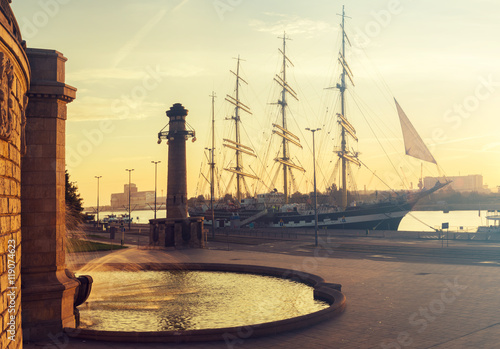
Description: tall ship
xmin=193 ymin=6 xmax=448 ymax=230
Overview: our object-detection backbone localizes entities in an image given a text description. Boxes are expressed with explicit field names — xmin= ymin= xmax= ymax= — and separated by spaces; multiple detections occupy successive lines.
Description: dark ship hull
xmin=270 ymin=200 xmax=412 ymax=230
xmin=198 ymin=201 xmax=410 ymax=230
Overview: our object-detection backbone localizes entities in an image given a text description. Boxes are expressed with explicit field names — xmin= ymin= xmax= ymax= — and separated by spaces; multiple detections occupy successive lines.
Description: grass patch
xmin=67 ymin=238 xmax=127 ymax=252
xmin=87 ymin=234 xmax=107 ymax=239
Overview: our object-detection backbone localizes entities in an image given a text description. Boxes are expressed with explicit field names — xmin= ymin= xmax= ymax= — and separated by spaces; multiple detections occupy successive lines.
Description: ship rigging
xmin=272 ymin=33 xmax=304 ymax=204
xmin=192 ymin=6 xmax=449 ymax=230
xmin=223 ymin=56 xmax=258 ymax=203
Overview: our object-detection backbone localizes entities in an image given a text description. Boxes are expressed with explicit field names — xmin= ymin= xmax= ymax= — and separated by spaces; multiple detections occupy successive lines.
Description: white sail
xmin=395 ymin=98 xmax=437 ymax=164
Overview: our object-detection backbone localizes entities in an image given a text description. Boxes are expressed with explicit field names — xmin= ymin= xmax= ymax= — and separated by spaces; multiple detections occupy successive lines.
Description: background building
xmin=424 ymin=175 xmax=488 ymax=193
xmin=111 ymin=183 xmax=164 ymax=209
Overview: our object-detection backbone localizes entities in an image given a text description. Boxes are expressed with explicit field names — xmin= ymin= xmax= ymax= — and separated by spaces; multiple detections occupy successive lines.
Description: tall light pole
xmin=151 ymin=161 xmax=161 ymax=220
xmin=125 ymin=169 xmax=134 ymax=231
xmin=306 ymin=128 xmax=321 ymax=246
xmin=95 ymin=176 xmax=102 ymax=227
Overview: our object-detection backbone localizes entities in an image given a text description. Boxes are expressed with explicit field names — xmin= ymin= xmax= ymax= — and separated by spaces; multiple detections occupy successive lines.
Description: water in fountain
xmin=78 ymin=269 xmax=329 ymax=332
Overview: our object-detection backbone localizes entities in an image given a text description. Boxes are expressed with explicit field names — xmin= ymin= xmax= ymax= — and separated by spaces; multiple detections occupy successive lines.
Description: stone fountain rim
xmin=67 ymin=262 xmax=346 ymax=343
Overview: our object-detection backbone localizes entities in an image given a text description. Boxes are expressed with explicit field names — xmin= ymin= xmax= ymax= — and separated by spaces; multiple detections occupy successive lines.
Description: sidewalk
xmin=26 ymin=240 xmax=500 ymax=348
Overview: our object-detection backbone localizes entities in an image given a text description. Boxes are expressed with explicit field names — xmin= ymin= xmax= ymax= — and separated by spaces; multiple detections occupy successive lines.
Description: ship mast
xmin=335 ymin=6 xmax=359 ymax=208
xmin=224 ymin=56 xmax=258 ymax=203
xmin=209 ymin=91 xmax=216 ymax=238
xmin=273 ymin=33 xmax=303 ymax=204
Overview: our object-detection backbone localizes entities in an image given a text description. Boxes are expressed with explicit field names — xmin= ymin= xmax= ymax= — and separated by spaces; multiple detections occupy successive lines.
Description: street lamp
xmin=205 ymin=147 xmax=215 ymax=239
xmin=151 ymin=161 xmax=161 ymax=220
xmin=95 ymin=176 xmax=102 ymax=228
xmin=125 ymin=169 xmax=134 ymax=231
xmin=306 ymin=127 xmax=321 ymax=246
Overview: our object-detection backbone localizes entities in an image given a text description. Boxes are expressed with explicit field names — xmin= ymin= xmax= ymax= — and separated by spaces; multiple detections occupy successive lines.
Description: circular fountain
xmin=64 ymin=103 xmax=345 ymax=343
xmin=66 ymin=263 xmax=345 ymax=343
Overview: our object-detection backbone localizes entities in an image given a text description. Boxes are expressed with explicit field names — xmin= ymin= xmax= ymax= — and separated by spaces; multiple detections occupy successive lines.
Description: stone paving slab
xmin=24 ymin=240 xmax=500 ymax=349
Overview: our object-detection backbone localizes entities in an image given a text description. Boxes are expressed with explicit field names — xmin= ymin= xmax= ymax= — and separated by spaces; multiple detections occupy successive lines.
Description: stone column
xmin=21 ymin=49 xmax=78 ymax=341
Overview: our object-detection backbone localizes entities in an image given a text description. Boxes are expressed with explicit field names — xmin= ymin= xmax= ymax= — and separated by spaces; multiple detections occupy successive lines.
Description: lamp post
xmin=205 ymin=147 xmax=215 ymax=239
xmin=151 ymin=161 xmax=161 ymax=220
xmin=95 ymin=176 xmax=102 ymax=227
xmin=306 ymin=128 xmax=321 ymax=246
xmin=125 ymin=169 xmax=134 ymax=231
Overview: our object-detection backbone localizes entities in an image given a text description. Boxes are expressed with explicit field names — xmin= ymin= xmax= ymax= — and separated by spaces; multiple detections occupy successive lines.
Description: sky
xmin=11 ymin=0 xmax=500 ymax=207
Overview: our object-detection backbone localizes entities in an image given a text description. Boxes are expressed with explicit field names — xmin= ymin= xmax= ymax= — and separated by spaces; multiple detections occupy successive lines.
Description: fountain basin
xmin=66 ymin=263 xmax=345 ymax=343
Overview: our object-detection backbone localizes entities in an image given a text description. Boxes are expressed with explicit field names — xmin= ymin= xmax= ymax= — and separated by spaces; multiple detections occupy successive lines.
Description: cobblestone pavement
xmin=25 ymin=237 xmax=500 ymax=349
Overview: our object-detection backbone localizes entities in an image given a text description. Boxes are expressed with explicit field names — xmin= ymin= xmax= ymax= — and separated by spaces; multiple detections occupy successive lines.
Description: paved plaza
xmin=25 ymin=236 xmax=500 ymax=348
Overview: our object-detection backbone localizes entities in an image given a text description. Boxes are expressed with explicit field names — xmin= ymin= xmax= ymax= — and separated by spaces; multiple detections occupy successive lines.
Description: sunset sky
xmin=12 ymin=0 xmax=500 ymax=207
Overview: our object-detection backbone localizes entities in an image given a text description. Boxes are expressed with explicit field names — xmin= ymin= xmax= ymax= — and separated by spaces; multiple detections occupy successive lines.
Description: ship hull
xmin=200 ymin=201 xmax=411 ymax=231
xmin=198 ymin=183 xmax=449 ymax=231
xmin=269 ymin=201 xmax=412 ymax=230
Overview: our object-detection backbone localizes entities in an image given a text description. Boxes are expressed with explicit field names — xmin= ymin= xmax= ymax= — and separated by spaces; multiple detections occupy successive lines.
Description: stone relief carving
xmin=0 ymin=51 xmax=14 ymax=141
xmin=21 ymin=94 xmax=28 ymax=155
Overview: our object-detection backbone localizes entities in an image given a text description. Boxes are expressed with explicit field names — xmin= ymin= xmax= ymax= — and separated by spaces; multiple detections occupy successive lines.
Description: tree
xmin=223 ymin=193 xmax=235 ymax=203
xmin=291 ymin=191 xmax=308 ymax=204
xmin=65 ymin=170 xmax=84 ymax=229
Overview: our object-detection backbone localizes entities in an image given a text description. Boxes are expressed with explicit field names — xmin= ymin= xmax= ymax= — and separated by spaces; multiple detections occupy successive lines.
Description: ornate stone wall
xmin=0 ymin=2 xmax=30 ymax=348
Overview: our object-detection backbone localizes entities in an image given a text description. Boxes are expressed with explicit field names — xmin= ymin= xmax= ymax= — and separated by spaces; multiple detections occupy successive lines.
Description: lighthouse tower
xmin=165 ymin=103 xmax=193 ymax=219
xmin=150 ymin=103 xmax=204 ymax=248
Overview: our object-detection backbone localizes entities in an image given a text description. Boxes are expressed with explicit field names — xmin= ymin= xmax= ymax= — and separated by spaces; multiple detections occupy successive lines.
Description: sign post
xmin=442 ymin=222 xmax=449 ymax=248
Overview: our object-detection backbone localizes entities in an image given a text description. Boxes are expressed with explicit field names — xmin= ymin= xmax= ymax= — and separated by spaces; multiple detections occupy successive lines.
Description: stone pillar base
xmin=21 ymin=49 xmax=79 ymax=343
xmin=21 ymin=270 xmax=79 ymax=341
xmin=149 ymin=217 xmax=205 ymax=248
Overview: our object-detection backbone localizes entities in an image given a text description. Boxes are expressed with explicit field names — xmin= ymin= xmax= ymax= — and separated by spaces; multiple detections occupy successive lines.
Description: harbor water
xmin=398 ymin=210 xmax=494 ymax=232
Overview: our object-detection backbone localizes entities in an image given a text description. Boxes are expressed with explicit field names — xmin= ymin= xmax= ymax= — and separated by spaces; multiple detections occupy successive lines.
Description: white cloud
xmin=482 ymin=142 xmax=500 ymax=153
xmin=249 ymin=13 xmax=332 ymax=37
xmin=172 ymin=0 xmax=190 ymax=12
xmin=69 ymin=65 xmax=205 ymax=83
xmin=68 ymin=96 xmax=164 ymax=122
xmin=112 ymin=6 xmax=170 ymax=68
xmin=68 ymin=96 xmax=117 ymax=121
xmin=70 ymin=68 xmax=152 ymax=82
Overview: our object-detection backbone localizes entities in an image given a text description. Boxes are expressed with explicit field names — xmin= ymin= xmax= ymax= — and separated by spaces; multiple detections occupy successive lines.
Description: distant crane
xmin=418 ymin=163 xmax=423 ymax=190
